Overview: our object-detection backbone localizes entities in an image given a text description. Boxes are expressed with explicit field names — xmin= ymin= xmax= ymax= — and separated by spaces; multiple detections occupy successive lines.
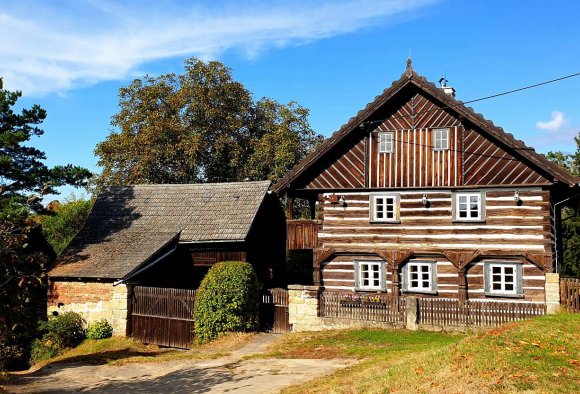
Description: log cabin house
xmin=274 ymin=60 xmax=578 ymax=305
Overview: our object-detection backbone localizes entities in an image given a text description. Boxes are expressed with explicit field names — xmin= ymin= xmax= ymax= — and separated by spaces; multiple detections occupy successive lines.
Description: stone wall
xmin=48 ymin=280 xmax=131 ymax=336
xmin=288 ymin=285 xmax=323 ymax=331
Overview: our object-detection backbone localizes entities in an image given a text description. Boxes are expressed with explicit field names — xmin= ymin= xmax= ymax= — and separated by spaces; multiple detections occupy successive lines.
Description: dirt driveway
xmin=5 ymin=334 xmax=353 ymax=393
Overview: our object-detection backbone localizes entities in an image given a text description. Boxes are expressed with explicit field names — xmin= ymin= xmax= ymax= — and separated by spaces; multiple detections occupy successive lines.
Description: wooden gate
xmin=130 ymin=286 xmax=196 ymax=349
xmin=260 ymin=288 xmax=291 ymax=333
xmin=561 ymin=277 xmax=580 ymax=312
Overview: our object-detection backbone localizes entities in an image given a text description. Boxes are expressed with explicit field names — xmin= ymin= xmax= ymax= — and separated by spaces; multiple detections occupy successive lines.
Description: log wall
xmin=319 ymin=189 xmax=551 ymax=253
xmin=319 ymin=188 xmax=551 ymax=302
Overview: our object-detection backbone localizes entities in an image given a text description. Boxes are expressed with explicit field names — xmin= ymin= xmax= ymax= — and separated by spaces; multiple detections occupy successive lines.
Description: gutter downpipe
xmin=552 ymin=185 xmax=580 ymax=273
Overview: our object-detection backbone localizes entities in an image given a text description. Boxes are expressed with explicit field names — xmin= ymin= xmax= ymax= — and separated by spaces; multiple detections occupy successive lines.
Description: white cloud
xmin=0 ymin=0 xmax=437 ymax=96
xmin=536 ymin=110 xmax=568 ymax=132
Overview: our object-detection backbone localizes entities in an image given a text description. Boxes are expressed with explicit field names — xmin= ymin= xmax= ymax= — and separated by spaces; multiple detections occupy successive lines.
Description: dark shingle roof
xmin=49 ymin=181 xmax=271 ymax=279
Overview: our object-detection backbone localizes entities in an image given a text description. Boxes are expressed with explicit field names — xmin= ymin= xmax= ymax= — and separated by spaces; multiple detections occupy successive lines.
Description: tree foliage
xmin=0 ymin=79 xmax=91 ymax=216
xmin=0 ymin=78 xmax=91 ymax=370
xmin=40 ymin=196 xmax=93 ymax=255
xmin=95 ymin=58 xmax=323 ymax=187
xmin=0 ymin=219 xmax=54 ymax=370
xmin=547 ymin=133 xmax=580 ymax=277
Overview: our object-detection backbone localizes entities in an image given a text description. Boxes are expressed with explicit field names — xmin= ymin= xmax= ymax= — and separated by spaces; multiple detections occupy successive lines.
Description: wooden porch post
xmin=287 ymin=195 xmax=294 ymax=220
xmin=392 ymin=267 xmax=401 ymax=298
xmin=308 ymin=198 xmax=316 ymax=220
xmin=458 ymin=268 xmax=467 ymax=305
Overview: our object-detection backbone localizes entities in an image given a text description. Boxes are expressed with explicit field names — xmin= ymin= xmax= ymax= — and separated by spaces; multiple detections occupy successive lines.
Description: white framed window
xmin=378 ymin=132 xmax=394 ymax=153
xmin=402 ymin=260 xmax=437 ymax=294
xmin=355 ymin=261 xmax=386 ymax=291
xmin=370 ymin=194 xmax=399 ymax=222
xmin=433 ymin=128 xmax=449 ymax=150
xmin=453 ymin=192 xmax=485 ymax=221
xmin=484 ymin=262 xmax=523 ymax=297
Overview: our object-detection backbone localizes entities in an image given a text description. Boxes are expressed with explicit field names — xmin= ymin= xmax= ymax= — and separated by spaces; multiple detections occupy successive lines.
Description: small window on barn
xmin=378 ymin=132 xmax=394 ymax=153
xmin=402 ymin=260 xmax=437 ymax=294
xmin=453 ymin=192 xmax=485 ymax=222
xmin=355 ymin=260 xmax=386 ymax=291
xmin=484 ymin=262 xmax=523 ymax=297
xmin=370 ymin=194 xmax=399 ymax=223
xmin=433 ymin=128 xmax=449 ymax=151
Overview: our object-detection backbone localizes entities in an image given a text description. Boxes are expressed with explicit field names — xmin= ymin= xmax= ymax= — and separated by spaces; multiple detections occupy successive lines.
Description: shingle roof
xmin=49 ymin=181 xmax=271 ymax=279
xmin=273 ymin=63 xmax=578 ymax=191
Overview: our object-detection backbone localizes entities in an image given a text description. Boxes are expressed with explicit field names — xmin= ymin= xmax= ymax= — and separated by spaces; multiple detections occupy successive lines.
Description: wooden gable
xmin=274 ymin=63 xmax=576 ymax=193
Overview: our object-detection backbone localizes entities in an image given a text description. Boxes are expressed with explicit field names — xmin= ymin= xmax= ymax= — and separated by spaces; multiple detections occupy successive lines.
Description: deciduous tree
xmin=94 ymin=58 xmax=323 ymax=187
xmin=547 ymin=133 xmax=580 ymax=278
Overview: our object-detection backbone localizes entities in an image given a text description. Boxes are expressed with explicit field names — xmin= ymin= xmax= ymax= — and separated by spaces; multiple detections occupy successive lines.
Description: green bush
xmin=86 ymin=319 xmax=113 ymax=339
xmin=30 ymin=333 xmax=60 ymax=362
xmin=38 ymin=312 xmax=86 ymax=349
xmin=194 ymin=261 xmax=259 ymax=343
xmin=30 ymin=312 xmax=86 ymax=364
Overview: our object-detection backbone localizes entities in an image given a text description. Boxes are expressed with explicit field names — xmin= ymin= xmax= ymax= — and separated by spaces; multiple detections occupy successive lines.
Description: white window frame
xmin=453 ymin=192 xmax=485 ymax=222
xmin=378 ymin=132 xmax=394 ymax=153
xmin=370 ymin=194 xmax=399 ymax=223
xmin=355 ymin=261 xmax=386 ymax=291
xmin=433 ymin=128 xmax=449 ymax=151
xmin=484 ymin=262 xmax=523 ymax=297
xmin=402 ymin=260 xmax=437 ymax=294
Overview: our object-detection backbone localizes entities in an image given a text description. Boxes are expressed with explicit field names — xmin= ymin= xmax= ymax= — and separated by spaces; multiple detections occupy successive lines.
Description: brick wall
xmin=47 ymin=280 xmax=131 ymax=336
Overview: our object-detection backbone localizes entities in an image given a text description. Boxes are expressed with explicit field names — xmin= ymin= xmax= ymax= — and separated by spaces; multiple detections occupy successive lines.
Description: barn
xmin=47 ymin=181 xmax=286 ymax=345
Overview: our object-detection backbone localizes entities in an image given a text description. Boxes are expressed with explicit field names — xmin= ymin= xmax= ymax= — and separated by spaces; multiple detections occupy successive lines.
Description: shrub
xmin=86 ymin=319 xmax=113 ymax=339
xmin=194 ymin=261 xmax=259 ymax=343
xmin=38 ymin=312 xmax=86 ymax=349
xmin=30 ymin=333 xmax=60 ymax=362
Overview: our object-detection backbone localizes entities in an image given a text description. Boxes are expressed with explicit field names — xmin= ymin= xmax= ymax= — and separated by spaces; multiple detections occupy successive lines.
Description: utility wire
xmin=360 ymin=71 xmax=580 ymax=127
xmin=387 ymin=136 xmax=523 ymax=162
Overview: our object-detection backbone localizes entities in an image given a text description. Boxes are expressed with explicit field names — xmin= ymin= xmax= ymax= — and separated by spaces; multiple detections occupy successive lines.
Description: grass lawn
xmin=262 ymin=313 xmax=579 ymax=393
xmin=28 ymin=332 xmax=255 ymax=371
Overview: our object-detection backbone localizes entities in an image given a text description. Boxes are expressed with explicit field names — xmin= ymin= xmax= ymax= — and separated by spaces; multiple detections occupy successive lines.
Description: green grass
xmin=257 ymin=328 xmax=463 ymax=361
xmin=29 ymin=332 xmax=255 ymax=371
xmin=263 ymin=313 xmax=579 ymax=393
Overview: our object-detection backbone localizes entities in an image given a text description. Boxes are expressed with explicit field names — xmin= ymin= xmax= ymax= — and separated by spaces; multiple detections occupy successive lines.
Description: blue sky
xmin=2 ymin=0 xmax=580 ymax=199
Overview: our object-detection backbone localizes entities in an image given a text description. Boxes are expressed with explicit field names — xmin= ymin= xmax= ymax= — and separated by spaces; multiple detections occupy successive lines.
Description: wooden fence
xmin=319 ymin=292 xmax=406 ymax=324
xmin=560 ymin=277 xmax=580 ymax=312
xmin=131 ymin=286 xmax=196 ymax=349
xmin=417 ymin=298 xmax=546 ymax=327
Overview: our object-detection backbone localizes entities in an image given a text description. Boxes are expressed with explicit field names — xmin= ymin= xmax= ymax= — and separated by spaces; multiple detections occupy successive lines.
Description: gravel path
xmin=5 ymin=334 xmax=353 ymax=394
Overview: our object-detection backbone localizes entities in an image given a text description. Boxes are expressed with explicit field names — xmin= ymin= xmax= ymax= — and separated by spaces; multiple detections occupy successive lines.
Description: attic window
xmin=378 ymin=132 xmax=394 ymax=153
xmin=433 ymin=128 xmax=449 ymax=151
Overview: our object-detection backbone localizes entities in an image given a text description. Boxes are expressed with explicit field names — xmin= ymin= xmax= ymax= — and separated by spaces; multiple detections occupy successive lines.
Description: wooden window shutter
xmin=380 ymin=261 xmax=388 ymax=292
xmin=516 ymin=263 xmax=524 ymax=295
xmin=483 ymin=262 xmax=491 ymax=293
xmin=354 ymin=261 xmax=361 ymax=290
xmin=401 ymin=264 xmax=409 ymax=292
xmin=430 ymin=261 xmax=438 ymax=291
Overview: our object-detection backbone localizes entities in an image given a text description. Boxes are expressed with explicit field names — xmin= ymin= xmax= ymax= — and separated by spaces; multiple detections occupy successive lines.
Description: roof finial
xmin=406 ymin=50 xmax=413 ymax=76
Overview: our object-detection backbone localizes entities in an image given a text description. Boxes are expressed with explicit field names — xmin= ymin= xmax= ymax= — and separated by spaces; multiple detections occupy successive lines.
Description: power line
xmin=388 ymin=136 xmax=521 ymax=163
xmin=360 ymin=71 xmax=580 ymax=127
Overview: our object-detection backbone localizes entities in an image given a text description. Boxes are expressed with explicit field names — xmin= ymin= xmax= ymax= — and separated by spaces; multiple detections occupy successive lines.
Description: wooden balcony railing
xmin=287 ymin=220 xmax=319 ymax=250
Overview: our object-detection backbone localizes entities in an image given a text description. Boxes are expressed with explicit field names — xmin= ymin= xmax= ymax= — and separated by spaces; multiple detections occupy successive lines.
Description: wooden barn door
xmin=130 ymin=286 xmax=196 ymax=349
xmin=260 ymin=288 xmax=291 ymax=333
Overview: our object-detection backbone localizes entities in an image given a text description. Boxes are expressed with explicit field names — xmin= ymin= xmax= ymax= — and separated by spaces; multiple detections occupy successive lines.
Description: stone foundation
xmin=545 ymin=273 xmax=560 ymax=314
xmin=48 ymin=280 xmax=131 ymax=336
